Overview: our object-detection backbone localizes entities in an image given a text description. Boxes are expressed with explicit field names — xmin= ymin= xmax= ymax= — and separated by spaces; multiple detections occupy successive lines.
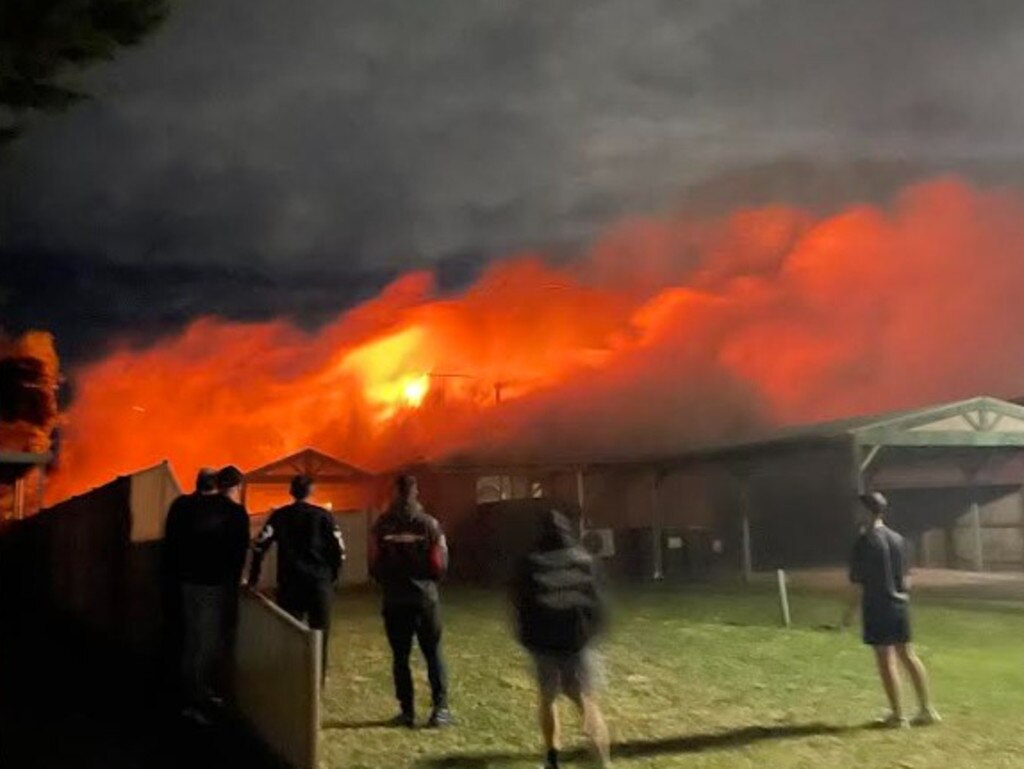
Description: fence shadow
xmin=418 ymin=722 xmax=860 ymax=768
xmin=321 ymin=717 xmax=397 ymax=731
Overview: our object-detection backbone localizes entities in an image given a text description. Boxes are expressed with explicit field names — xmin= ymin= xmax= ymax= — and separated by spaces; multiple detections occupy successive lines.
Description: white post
xmin=776 ymin=569 xmax=791 ymax=628
xmin=651 ymin=474 xmax=663 ymax=581
xmin=741 ymin=513 xmax=753 ymax=584
xmin=575 ymin=469 xmax=586 ymax=536
xmin=972 ymin=502 xmax=984 ymax=572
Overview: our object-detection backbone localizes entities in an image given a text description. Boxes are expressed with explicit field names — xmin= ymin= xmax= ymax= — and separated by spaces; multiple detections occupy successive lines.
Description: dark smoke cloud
xmin=4 ymin=0 xmax=1024 ymax=360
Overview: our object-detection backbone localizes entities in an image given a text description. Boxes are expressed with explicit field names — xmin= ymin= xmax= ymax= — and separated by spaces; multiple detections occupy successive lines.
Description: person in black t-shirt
xmin=849 ymin=492 xmax=940 ymax=728
xmin=370 ymin=475 xmax=451 ymax=728
xmin=248 ymin=474 xmax=344 ymax=686
xmin=163 ymin=465 xmax=249 ymax=721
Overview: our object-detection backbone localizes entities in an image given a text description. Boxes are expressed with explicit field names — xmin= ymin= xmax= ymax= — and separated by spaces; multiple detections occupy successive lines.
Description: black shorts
xmin=863 ymin=601 xmax=911 ymax=647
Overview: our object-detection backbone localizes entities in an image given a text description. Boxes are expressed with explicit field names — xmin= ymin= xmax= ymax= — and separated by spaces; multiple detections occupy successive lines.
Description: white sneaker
xmin=875 ymin=712 xmax=910 ymax=729
xmin=911 ymin=707 xmax=942 ymax=726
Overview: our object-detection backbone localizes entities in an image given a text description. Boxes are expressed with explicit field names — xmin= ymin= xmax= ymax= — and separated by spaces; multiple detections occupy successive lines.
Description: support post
xmin=741 ymin=511 xmax=753 ymax=584
xmin=972 ymin=502 xmax=984 ymax=572
xmin=13 ymin=477 xmax=25 ymax=520
xmin=575 ymin=469 xmax=586 ymax=535
xmin=776 ymin=569 xmax=791 ymax=628
xmin=651 ymin=472 xmax=663 ymax=581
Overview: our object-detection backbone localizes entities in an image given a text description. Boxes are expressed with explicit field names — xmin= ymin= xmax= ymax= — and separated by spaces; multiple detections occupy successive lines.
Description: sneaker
xmin=426 ymin=707 xmax=454 ymax=728
xmin=541 ymin=748 xmax=560 ymax=769
xmin=911 ymin=707 xmax=942 ymax=726
xmin=388 ymin=711 xmax=415 ymax=729
xmin=874 ymin=712 xmax=910 ymax=729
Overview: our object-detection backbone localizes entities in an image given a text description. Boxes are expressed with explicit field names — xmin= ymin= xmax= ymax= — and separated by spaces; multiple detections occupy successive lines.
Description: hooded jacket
xmin=370 ymin=500 xmax=448 ymax=605
xmin=512 ymin=510 xmax=607 ymax=654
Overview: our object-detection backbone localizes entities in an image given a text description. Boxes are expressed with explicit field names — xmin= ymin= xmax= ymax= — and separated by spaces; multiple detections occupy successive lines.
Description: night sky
xmin=5 ymin=0 xmax=1024 ymax=363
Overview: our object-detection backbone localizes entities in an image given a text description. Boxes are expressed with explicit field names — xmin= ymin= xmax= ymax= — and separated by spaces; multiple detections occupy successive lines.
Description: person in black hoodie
xmin=163 ymin=465 xmax=249 ymax=722
xmin=512 ymin=508 xmax=610 ymax=769
xmin=850 ymin=491 xmax=940 ymax=728
xmin=248 ymin=474 xmax=344 ymax=685
xmin=370 ymin=475 xmax=451 ymax=728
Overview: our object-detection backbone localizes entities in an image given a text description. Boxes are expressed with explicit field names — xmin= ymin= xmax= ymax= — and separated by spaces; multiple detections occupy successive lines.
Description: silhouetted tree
xmin=0 ymin=0 xmax=168 ymax=144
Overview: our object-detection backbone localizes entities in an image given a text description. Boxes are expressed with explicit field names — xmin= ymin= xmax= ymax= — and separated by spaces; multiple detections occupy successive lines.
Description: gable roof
xmin=662 ymin=396 xmax=1024 ymax=466
xmin=244 ymin=448 xmax=372 ymax=484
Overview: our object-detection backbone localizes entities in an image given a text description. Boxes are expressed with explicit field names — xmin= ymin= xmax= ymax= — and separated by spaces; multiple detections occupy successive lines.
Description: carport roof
xmin=663 ymin=396 xmax=1024 ymax=465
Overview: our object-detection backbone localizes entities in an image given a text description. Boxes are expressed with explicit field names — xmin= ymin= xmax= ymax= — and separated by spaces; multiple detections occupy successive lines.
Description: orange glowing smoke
xmin=46 ymin=179 xmax=1024 ymax=502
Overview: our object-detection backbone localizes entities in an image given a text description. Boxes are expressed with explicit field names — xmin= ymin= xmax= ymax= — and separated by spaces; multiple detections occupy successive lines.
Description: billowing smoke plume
xmin=47 ymin=179 xmax=1024 ymax=501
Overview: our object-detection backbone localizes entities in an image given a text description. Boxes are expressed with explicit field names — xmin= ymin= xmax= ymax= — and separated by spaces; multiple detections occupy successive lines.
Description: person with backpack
xmin=512 ymin=508 xmax=611 ymax=769
xmin=850 ymin=491 xmax=941 ymax=728
xmin=247 ymin=474 xmax=345 ymax=686
xmin=370 ymin=474 xmax=452 ymax=728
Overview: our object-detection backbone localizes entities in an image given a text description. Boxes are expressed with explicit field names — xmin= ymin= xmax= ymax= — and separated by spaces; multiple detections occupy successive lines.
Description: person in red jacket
xmin=370 ymin=475 xmax=451 ymax=728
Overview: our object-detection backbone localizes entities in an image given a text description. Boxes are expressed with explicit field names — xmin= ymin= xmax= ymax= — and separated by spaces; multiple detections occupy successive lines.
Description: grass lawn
xmin=321 ymin=584 xmax=1024 ymax=768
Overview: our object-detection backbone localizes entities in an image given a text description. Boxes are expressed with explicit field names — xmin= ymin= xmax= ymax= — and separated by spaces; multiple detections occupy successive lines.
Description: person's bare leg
xmin=539 ymin=692 xmax=560 ymax=756
xmin=896 ymin=643 xmax=938 ymax=719
xmin=873 ymin=645 xmax=903 ymax=720
xmin=571 ymin=693 xmax=611 ymax=767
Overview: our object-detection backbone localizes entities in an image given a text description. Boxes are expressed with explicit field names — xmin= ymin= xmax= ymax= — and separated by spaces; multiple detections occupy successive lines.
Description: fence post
xmin=776 ymin=569 xmax=791 ymax=628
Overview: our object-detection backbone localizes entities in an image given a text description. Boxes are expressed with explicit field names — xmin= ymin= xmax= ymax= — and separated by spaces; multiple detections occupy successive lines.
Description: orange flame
xmin=45 ymin=178 xmax=1024 ymax=502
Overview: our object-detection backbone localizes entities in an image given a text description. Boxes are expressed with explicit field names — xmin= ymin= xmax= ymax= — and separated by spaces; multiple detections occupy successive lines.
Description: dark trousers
xmin=383 ymin=602 xmax=448 ymax=714
xmin=278 ymin=580 xmax=334 ymax=685
xmin=180 ymin=583 xmax=235 ymax=705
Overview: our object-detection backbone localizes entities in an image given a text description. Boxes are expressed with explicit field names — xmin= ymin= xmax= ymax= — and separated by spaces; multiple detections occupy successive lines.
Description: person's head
xmin=535 ymin=508 xmax=576 ymax=552
xmin=394 ymin=474 xmax=418 ymax=503
xmin=216 ymin=465 xmax=244 ymax=501
xmin=290 ymin=474 xmax=314 ymax=501
xmin=859 ymin=491 xmax=889 ymax=525
xmin=195 ymin=467 xmax=218 ymax=495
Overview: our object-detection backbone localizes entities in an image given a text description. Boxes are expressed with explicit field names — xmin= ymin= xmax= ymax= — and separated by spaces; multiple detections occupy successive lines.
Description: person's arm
xmin=842 ymin=537 xmax=865 ymax=628
xmin=162 ymin=502 xmax=182 ymax=583
xmin=323 ymin=513 xmax=345 ymax=584
xmin=247 ymin=511 xmax=278 ymax=587
xmin=427 ymin=519 xmax=449 ymax=580
xmin=231 ymin=507 xmax=250 ymax=585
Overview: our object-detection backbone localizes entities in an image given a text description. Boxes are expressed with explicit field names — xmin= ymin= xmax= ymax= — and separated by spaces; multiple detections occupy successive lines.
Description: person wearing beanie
xmin=248 ymin=474 xmax=344 ymax=686
xmin=370 ymin=475 xmax=451 ymax=728
xmin=163 ymin=466 xmax=249 ymax=723
xmin=850 ymin=491 xmax=941 ymax=729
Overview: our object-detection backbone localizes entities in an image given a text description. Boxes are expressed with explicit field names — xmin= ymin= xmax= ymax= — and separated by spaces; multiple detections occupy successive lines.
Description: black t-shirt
xmin=849 ymin=524 xmax=909 ymax=607
xmin=163 ymin=492 xmax=250 ymax=586
xmin=251 ymin=501 xmax=344 ymax=588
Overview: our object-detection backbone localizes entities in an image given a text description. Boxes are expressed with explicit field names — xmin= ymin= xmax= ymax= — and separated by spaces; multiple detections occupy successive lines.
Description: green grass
xmin=320 ymin=584 xmax=1024 ymax=768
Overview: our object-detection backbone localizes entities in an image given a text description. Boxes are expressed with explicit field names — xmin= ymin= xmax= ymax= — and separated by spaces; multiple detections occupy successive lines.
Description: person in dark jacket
xmin=163 ymin=465 xmax=249 ymax=722
xmin=850 ymin=492 xmax=940 ymax=728
xmin=370 ymin=475 xmax=451 ymax=728
xmin=512 ymin=508 xmax=610 ymax=769
xmin=248 ymin=474 xmax=344 ymax=685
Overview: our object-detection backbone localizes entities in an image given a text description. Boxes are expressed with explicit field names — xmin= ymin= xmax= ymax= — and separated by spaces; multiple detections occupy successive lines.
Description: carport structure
xmin=653 ymin=396 xmax=1024 ymax=576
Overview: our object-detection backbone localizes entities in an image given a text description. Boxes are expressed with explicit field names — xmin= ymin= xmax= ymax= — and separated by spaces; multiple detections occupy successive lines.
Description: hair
xmin=290 ymin=474 xmax=313 ymax=500
xmin=195 ymin=467 xmax=218 ymax=493
xmin=860 ymin=491 xmax=889 ymax=517
xmin=394 ymin=474 xmax=418 ymax=499
xmin=536 ymin=508 xmax=576 ymax=551
xmin=216 ymin=464 xmax=244 ymax=491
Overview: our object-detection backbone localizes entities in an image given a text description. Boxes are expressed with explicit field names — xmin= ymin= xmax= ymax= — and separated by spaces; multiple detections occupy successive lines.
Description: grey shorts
xmin=531 ymin=649 xmax=600 ymax=701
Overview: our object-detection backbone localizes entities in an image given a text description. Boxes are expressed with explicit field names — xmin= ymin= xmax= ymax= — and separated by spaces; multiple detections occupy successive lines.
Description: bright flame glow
xmin=43 ymin=178 xmax=1024 ymax=504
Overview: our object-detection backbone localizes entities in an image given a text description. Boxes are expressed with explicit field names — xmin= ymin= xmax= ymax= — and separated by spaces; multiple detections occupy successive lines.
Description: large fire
xmin=44 ymin=178 xmax=1024 ymax=502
